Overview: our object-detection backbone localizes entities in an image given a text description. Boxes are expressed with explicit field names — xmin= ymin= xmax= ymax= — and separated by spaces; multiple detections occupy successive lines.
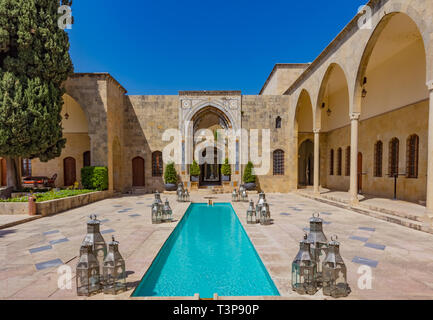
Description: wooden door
xmin=63 ymin=157 xmax=76 ymax=186
xmin=1 ymin=158 xmax=6 ymax=186
xmin=357 ymin=152 xmax=363 ymax=193
xmin=132 ymin=157 xmax=145 ymax=187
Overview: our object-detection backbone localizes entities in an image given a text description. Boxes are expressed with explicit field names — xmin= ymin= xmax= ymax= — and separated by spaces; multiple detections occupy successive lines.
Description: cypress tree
xmin=0 ymin=0 xmax=73 ymax=188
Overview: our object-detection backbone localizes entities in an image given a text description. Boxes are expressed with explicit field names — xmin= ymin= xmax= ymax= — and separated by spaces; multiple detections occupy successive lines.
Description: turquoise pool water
xmin=132 ymin=203 xmax=280 ymax=298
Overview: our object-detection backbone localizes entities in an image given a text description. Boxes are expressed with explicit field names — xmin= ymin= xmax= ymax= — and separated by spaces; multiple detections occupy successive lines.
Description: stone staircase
xmin=298 ymin=191 xmax=433 ymax=235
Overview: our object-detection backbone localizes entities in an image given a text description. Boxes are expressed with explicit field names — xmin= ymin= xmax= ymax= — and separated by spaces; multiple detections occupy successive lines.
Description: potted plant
xmin=190 ymin=160 xmax=200 ymax=182
xmin=164 ymin=162 xmax=178 ymax=191
xmin=221 ymin=158 xmax=231 ymax=182
xmin=243 ymin=161 xmax=256 ymax=190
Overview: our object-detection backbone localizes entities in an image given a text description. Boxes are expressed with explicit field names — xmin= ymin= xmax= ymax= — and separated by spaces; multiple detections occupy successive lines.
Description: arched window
xmin=345 ymin=146 xmax=351 ymax=176
xmin=273 ymin=149 xmax=284 ymax=175
xmin=389 ymin=138 xmax=399 ymax=177
xmin=337 ymin=148 xmax=342 ymax=176
xmin=276 ymin=116 xmax=282 ymax=129
xmin=329 ymin=149 xmax=334 ymax=176
xmin=21 ymin=158 xmax=32 ymax=177
xmin=406 ymin=134 xmax=419 ymax=179
xmin=83 ymin=151 xmax=91 ymax=167
xmin=374 ymin=141 xmax=383 ymax=177
xmin=152 ymin=151 xmax=163 ymax=177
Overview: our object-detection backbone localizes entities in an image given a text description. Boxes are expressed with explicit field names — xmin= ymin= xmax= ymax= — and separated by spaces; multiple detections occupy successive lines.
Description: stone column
xmin=426 ymin=81 xmax=433 ymax=215
xmin=313 ymin=129 xmax=320 ymax=194
xmin=349 ymin=113 xmax=360 ymax=205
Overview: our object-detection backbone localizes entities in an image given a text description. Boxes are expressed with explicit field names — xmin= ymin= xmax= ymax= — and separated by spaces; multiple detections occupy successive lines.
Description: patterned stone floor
xmin=0 ymin=192 xmax=433 ymax=300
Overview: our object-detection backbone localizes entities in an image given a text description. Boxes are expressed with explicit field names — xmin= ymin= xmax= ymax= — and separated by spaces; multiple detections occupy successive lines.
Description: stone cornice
xmin=69 ymin=73 xmax=127 ymax=94
xmin=259 ymin=63 xmax=310 ymax=95
xmin=179 ymin=90 xmax=241 ymax=96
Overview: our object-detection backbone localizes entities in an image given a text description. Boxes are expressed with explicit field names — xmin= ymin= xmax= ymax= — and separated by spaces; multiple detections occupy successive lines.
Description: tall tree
xmin=0 ymin=0 xmax=73 ymax=189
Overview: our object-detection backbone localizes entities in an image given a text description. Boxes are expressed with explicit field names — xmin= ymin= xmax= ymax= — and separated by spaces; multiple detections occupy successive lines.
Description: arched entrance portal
xmin=298 ymin=139 xmax=314 ymax=187
xmin=191 ymin=106 xmax=232 ymax=187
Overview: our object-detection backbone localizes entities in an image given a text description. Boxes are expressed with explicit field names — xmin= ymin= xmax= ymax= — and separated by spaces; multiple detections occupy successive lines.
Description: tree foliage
xmin=164 ymin=162 xmax=178 ymax=184
xmin=0 ymin=0 xmax=73 ymax=162
xmin=243 ymin=161 xmax=256 ymax=183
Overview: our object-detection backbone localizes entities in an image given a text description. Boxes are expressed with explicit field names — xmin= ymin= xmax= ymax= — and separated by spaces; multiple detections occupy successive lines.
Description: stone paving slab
xmin=0 ymin=193 xmax=433 ymax=300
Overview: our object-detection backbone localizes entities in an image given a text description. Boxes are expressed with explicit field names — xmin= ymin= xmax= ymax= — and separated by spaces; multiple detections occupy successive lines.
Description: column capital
xmin=313 ymin=129 xmax=321 ymax=134
xmin=427 ymin=80 xmax=433 ymax=91
xmin=350 ymin=112 xmax=361 ymax=121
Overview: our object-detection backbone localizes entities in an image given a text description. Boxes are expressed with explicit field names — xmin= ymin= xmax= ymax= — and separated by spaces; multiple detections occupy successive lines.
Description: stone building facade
xmin=7 ymin=0 xmax=433 ymax=217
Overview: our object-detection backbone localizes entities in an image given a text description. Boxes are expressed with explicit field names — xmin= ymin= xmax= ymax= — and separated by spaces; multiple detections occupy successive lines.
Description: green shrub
xmin=190 ymin=160 xmax=201 ymax=177
xmin=81 ymin=166 xmax=109 ymax=191
xmin=164 ymin=162 xmax=178 ymax=184
xmin=0 ymin=189 xmax=95 ymax=203
xmin=221 ymin=158 xmax=231 ymax=176
xmin=243 ymin=161 xmax=256 ymax=183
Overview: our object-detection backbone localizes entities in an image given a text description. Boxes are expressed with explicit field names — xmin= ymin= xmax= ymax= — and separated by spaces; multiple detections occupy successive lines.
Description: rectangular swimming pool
xmin=132 ymin=203 xmax=280 ymax=298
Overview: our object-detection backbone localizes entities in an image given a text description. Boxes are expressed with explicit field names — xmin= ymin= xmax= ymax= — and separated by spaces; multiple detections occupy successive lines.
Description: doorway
xmin=199 ymin=148 xmax=221 ymax=186
xmin=298 ymin=139 xmax=314 ymax=187
xmin=63 ymin=157 xmax=76 ymax=186
xmin=132 ymin=157 xmax=145 ymax=187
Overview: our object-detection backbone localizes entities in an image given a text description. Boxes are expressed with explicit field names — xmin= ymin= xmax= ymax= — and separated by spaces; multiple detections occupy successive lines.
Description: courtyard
xmin=1 ymin=193 xmax=432 ymax=300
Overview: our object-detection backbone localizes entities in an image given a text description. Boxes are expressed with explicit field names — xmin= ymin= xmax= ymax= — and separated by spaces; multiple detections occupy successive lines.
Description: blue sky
xmin=68 ymin=0 xmax=367 ymax=95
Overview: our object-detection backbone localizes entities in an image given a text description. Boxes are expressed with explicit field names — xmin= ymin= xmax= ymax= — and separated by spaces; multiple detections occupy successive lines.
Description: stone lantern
xmin=151 ymin=199 xmax=163 ymax=224
xmin=232 ymin=189 xmax=239 ymax=202
xmin=260 ymin=200 xmax=271 ymax=225
xmin=76 ymin=244 xmax=101 ymax=296
xmin=246 ymin=200 xmax=256 ymax=224
xmin=103 ymin=236 xmax=127 ymax=295
xmin=163 ymin=198 xmax=173 ymax=222
xmin=292 ymin=234 xmax=318 ymax=295
xmin=307 ymin=213 xmax=328 ymax=287
xmin=322 ymin=236 xmax=351 ymax=298
xmin=81 ymin=214 xmax=107 ymax=268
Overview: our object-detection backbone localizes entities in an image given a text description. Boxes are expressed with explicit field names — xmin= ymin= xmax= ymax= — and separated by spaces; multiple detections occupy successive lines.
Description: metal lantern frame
xmin=240 ymin=188 xmax=248 ymax=202
xmin=76 ymin=244 xmax=101 ymax=296
xmin=246 ymin=199 xmax=257 ymax=224
xmin=177 ymin=183 xmax=184 ymax=202
xmin=183 ymin=189 xmax=190 ymax=202
xmin=151 ymin=200 xmax=163 ymax=224
xmin=81 ymin=214 xmax=107 ymax=268
xmin=103 ymin=236 xmax=127 ymax=295
xmin=307 ymin=213 xmax=328 ymax=287
xmin=322 ymin=235 xmax=351 ymax=298
xmin=260 ymin=200 xmax=271 ymax=225
xmin=292 ymin=234 xmax=318 ymax=295
xmin=163 ymin=198 xmax=173 ymax=222
xmin=232 ymin=189 xmax=240 ymax=202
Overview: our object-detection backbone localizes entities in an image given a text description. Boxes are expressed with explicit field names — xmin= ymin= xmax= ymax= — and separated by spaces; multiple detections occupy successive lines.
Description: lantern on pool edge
xmin=154 ymin=191 xmax=163 ymax=205
xmin=103 ymin=236 xmax=127 ymax=295
xmin=260 ymin=200 xmax=271 ymax=225
xmin=76 ymin=244 xmax=101 ymax=296
xmin=307 ymin=213 xmax=328 ymax=287
xmin=292 ymin=234 xmax=318 ymax=295
xmin=177 ymin=183 xmax=184 ymax=202
xmin=322 ymin=235 xmax=351 ymax=298
xmin=232 ymin=189 xmax=239 ymax=202
xmin=81 ymin=214 xmax=107 ymax=268
xmin=246 ymin=200 xmax=256 ymax=224
xmin=183 ymin=189 xmax=190 ymax=202
xmin=240 ymin=188 xmax=248 ymax=202
xmin=163 ymin=198 xmax=173 ymax=222
xmin=151 ymin=199 xmax=163 ymax=224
